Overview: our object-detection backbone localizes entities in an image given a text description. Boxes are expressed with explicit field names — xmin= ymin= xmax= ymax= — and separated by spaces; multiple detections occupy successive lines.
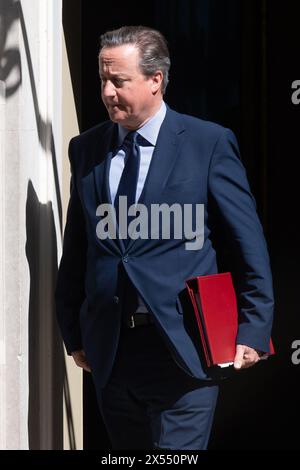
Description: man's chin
xmin=108 ymin=110 xmax=128 ymax=125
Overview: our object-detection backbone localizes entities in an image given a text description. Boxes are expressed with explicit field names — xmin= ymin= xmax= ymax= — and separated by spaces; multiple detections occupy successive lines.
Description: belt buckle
xmin=129 ymin=315 xmax=135 ymax=328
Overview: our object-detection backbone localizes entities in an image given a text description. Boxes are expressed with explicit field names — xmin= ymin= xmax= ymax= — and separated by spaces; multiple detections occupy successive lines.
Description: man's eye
xmin=114 ymin=79 xmax=125 ymax=87
xmin=100 ymin=78 xmax=125 ymax=87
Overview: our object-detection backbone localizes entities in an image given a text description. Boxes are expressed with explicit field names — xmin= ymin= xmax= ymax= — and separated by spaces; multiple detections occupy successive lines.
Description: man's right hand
xmin=71 ymin=349 xmax=91 ymax=372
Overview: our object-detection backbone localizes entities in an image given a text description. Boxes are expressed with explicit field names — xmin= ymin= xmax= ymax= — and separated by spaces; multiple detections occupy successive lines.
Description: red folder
xmin=185 ymin=272 xmax=275 ymax=367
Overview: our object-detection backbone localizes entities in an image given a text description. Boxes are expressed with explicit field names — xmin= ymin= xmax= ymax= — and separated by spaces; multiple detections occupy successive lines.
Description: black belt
xmin=123 ymin=313 xmax=155 ymax=328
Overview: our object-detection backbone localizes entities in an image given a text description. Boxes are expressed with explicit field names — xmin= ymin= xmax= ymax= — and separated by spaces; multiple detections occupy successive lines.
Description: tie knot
xmin=123 ymin=131 xmax=152 ymax=147
xmin=124 ymin=131 xmax=138 ymax=144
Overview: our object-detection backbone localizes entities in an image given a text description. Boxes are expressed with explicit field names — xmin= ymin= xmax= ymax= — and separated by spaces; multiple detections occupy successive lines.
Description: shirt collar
xmin=118 ymin=101 xmax=166 ymax=147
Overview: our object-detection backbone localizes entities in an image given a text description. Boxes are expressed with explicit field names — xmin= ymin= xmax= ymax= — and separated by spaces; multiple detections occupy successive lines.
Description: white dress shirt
xmin=109 ymin=101 xmax=167 ymax=312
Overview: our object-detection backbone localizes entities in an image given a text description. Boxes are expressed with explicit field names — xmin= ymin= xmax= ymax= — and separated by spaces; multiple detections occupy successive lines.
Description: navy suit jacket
xmin=55 ymin=105 xmax=274 ymax=389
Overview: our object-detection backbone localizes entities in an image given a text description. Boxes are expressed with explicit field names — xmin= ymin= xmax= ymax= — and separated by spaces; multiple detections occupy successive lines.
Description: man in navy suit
xmin=55 ymin=26 xmax=274 ymax=450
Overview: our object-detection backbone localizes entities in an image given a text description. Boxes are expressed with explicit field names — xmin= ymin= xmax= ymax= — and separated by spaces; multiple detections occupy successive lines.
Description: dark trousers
xmin=96 ymin=322 xmax=219 ymax=450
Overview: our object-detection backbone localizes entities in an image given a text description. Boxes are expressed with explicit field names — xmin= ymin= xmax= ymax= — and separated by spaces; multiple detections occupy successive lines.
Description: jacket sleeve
xmin=208 ymin=128 xmax=274 ymax=353
xmin=55 ymin=138 xmax=87 ymax=354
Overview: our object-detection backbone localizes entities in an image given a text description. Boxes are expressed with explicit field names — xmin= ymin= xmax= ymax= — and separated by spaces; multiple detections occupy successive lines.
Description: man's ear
xmin=151 ymin=71 xmax=163 ymax=94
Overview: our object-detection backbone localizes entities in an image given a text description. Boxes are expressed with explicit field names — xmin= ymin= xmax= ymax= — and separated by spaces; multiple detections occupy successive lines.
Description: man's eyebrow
xmin=100 ymin=73 xmax=129 ymax=79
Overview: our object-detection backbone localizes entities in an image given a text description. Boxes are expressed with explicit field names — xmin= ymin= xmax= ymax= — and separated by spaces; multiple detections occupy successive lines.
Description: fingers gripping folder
xmin=185 ymin=272 xmax=275 ymax=368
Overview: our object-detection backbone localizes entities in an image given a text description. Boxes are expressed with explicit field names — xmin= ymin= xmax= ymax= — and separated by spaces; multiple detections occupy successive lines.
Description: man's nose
xmin=102 ymin=80 xmax=116 ymax=97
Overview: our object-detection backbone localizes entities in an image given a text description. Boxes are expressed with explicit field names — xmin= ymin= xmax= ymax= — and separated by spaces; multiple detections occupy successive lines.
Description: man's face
xmin=99 ymin=44 xmax=161 ymax=129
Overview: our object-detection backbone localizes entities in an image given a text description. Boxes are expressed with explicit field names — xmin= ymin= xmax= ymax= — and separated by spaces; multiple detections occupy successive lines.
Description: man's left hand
xmin=234 ymin=344 xmax=264 ymax=370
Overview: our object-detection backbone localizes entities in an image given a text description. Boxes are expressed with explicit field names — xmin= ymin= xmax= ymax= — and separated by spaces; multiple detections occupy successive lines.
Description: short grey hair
xmin=99 ymin=26 xmax=171 ymax=94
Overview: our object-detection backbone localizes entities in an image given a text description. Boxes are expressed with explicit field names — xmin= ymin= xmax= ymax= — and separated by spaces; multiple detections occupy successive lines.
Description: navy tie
xmin=114 ymin=130 xmax=140 ymax=246
xmin=114 ymin=131 xmax=151 ymax=321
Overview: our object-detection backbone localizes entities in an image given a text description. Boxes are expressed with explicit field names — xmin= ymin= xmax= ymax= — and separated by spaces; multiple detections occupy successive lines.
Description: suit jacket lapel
xmin=126 ymin=107 xmax=186 ymax=251
xmin=93 ymin=123 xmax=117 ymax=206
xmin=93 ymin=108 xmax=186 ymax=253
xmin=92 ymin=123 xmax=124 ymax=253
xmin=138 ymin=108 xmax=185 ymax=207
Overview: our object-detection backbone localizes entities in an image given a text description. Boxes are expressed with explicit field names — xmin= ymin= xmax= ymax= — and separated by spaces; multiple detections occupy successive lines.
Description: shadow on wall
xmin=0 ymin=0 xmax=62 ymax=228
xmin=26 ymin=181 xmax=64 ymax=449
xmin=0 ymin=0 xmax=22 ymax=97
xmin=25 ymin=181 xmax=77 ymax=449
xmin=1 ymin=0 xmax=77 ymax=449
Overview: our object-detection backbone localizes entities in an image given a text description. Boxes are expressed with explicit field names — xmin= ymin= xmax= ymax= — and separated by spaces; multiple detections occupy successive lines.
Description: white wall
xmin=62 ymin=30 xmax=82 ymax=451
xmin=0 ymin=0 xmax=64 ymax=449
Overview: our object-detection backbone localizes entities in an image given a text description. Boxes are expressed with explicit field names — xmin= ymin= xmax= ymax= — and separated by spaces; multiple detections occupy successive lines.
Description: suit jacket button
xmin=123 ymin=256 xmax=129 ymax=263
xmin=113 ymin=296 xmax=119 ymax=304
